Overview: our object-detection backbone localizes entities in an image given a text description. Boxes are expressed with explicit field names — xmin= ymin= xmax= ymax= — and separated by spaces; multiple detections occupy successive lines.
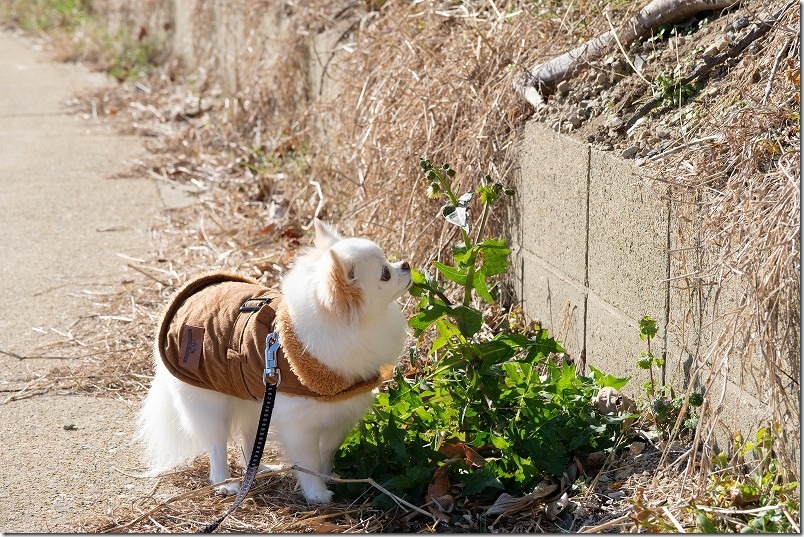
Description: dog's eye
xmin=381 ymin=266 xmax=391 ymax=281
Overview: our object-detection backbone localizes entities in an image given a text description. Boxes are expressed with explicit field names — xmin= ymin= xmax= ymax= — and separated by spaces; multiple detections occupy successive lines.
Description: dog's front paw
xmin=303 ymin=487 xmax=334 ymax=505
xmin=214 ymin=482 xmax=241 ymax=496
xmin=258 ymin=463 xmax=284 ymax=473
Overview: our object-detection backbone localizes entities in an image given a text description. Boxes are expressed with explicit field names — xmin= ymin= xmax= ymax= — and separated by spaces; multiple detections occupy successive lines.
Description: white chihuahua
xmin=137 ymin=219 xmax=411 ymax=504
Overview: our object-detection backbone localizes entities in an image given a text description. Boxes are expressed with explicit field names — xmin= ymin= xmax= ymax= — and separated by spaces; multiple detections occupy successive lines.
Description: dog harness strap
xmin=228 ymin=295 xmax=272 ymax=356
xmin=200 ymin=381 xmax=279 ymax=533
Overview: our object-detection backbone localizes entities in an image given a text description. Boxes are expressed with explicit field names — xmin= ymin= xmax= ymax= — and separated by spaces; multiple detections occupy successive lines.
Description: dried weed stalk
xmin=650 ymin=2 xmax=799 ymax=481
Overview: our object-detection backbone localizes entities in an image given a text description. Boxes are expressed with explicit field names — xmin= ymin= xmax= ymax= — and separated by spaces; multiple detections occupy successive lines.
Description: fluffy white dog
xmin=137 ymin=219 xmax=410 ymax=504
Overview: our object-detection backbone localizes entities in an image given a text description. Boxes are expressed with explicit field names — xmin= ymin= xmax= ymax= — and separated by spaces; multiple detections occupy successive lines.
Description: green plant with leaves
xmin=333 ymin=160 xmax=631 ymax=508
xmin=694 ymin=427 xmax=800 ymax=533
xmin=0 ymin=0 xmax=92 ymax=33
xmin=653 ymin=70 xmax=702 ymax=109
xmin=0 ymin=0 xmax=163 ymax=81
xmin=636 ymin=315 xmax=702 ymax=437
xmin=636 ymin=315 xmax=661 ymax=397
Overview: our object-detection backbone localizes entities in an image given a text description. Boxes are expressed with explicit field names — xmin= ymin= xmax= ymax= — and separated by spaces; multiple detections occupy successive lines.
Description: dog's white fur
xmin=136 ymin=219 xmax=410 ymax=504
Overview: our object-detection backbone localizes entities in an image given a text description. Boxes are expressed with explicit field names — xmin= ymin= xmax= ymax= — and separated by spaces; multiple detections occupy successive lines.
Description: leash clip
xmin=263 ymin=332 xmax=281 ymax=387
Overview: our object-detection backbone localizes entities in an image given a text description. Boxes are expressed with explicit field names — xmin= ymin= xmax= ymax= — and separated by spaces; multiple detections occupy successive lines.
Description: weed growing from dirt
xmin=695 ymin=427 xmax=800 ymax=532
xmin=636 ymin=314 xmax=703 ymax=440
xmin=333 ymin=161 xmax=631 ymax=522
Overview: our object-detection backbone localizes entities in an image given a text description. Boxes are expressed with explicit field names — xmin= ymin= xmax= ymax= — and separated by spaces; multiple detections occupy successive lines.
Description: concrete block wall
xmin=512 ymin=121 xmax=670 ymax=385
xmin=511 ymin=121 xmax=778 ymax=450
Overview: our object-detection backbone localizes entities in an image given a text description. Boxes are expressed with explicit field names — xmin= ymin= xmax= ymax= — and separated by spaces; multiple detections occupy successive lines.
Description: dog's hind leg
xmin=232 ymin=399 xmax=282 ymax=474
xmin=276 ymin=427 xmax=333 ymax=504
xmin=172 ymin=383 xmax=239 ymax=495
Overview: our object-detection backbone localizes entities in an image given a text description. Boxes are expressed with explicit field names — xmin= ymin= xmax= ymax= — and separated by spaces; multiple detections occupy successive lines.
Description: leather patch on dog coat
xmin=180 ymin=325 xmax=204 ymax=369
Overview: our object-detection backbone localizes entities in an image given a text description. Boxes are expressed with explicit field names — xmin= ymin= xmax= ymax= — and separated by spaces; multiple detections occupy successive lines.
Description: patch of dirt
xmin=529 ymin=3 xmax=767 ymax=160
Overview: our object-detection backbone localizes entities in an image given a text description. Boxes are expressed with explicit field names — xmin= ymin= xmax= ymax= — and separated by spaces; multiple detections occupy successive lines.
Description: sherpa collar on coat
xmin=157 ymin=271 xmax=392 ymax=402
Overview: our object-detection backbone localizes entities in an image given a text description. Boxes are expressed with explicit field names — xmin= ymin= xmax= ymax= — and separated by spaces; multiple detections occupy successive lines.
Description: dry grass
xmin=647 ymin=1 xmax=800 ymax=479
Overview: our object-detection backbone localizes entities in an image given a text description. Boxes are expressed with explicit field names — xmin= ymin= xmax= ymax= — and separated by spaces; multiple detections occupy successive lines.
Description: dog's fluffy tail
xmin=135 ymin=361 xmax=204 ymax=474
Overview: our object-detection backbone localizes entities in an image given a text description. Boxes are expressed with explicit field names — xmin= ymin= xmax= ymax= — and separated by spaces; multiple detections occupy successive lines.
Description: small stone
xmin=586 ymin=134 xmax=596 ymax=143
xmin=599 ymin=142 xmax=614 ymax=151
xmin=611 ymin=59 xmax=627 ymax=74
xmin=622 ymin=145 xmax=639 ymax=159
xmin=595 ymin=72 xmax=608 ymax=86
xmin=633 ymin=54 xmax=646 ymax=74
xmin=586 ymin=451 xmax=606 ymax=468
xmin=629 ymin=441 xmax=646 ymax=456
xmin=732 ymin=16 xmax=749 ymax=30
xmin=608 ymin=490 xmax=626 ymax=500
xmin=551 ymin=120 xmax=560 ymax=131
xmin=605 ymin=116 xmax=623 ymax=129
xmin=703 ymin=37 xmax=728 ymax=58
xmin=656 ymin=129 xmax=670 ymax=139
xmin=676 ymin=36 xmax=686 ymax=46
xmin=615 ymin=468 xmax=633 ymax=481
xmin=556 ymin=80 xmax=571 ymax=96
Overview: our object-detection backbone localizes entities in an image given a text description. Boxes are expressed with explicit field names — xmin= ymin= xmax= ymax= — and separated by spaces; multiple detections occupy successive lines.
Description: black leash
xmin=200 ymin=332 xmax=282 ymax=533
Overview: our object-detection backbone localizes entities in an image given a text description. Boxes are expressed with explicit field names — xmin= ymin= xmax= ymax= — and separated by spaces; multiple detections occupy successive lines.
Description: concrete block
xmin=585 ymin=289 xmax=666 ymax=398
xmin=587 ymin=150 xmax=669 ymax=323
xmin=514 ymin=248 xmax=586 ymax=358
xmin=517 ymin=121 xmax=589 ymax=284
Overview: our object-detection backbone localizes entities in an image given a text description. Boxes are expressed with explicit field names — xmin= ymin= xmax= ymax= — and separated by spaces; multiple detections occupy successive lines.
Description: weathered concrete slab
xmin=516 ymin=248 xmax=586 ymax=357
xmin=512 ymin=121 xmax=590 ymax=358
xmin=0 ymin=395 xmax=159 ymax=532
xmin=585 ymin=290 xmax=658 ymax=388
xmin=517 ymin=121 xmax=589 ymax=284
xmin=587 ymin=150 xmax=669 ymax=324
xmin=0 ymin=29 xmax=163 ymax=533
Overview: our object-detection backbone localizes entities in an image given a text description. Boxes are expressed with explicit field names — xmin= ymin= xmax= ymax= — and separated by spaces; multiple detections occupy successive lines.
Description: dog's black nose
xmin=401 ymin=261 xmax=410 ymax=271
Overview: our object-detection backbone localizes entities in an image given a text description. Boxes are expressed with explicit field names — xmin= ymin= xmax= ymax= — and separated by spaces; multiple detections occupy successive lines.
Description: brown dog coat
xmin=157 ymin=271 xmax=391 ymax=402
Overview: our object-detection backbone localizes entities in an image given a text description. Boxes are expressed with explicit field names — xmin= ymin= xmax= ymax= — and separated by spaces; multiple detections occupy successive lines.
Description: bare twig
xmin=290 ymin=464 xmax=437 ymax=521
xmin=761 ymin=36 xmax=792 ymax=105
xmin=579 ymin=513 xmax=632 ymax=533
xmin=126 ymin=263 xmax=171 ymax=286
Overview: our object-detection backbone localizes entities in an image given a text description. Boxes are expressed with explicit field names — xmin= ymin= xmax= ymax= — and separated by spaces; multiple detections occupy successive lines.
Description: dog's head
xmin=309 ymin=219 xmax=411 ymax=322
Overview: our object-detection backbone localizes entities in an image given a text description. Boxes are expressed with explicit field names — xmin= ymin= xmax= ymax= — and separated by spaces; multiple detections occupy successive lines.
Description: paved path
xmin=0 ymin=30 xmax=164 ymax=532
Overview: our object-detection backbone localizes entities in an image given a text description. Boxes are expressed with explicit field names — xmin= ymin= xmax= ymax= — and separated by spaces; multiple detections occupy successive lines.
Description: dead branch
xmin=518 ymin=0 xmax=739 ymax=99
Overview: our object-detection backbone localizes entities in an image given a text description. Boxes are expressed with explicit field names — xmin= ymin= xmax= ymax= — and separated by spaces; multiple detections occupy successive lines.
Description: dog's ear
xmin=317 ymin=249 xmax=362 ymax=319
xmin=313 ymin=218 xmax=342 ymax=250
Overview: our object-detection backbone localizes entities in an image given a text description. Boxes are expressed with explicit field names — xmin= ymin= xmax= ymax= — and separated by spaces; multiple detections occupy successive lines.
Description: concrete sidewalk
xmin=0 ymin=30 xmax=164 ymax=531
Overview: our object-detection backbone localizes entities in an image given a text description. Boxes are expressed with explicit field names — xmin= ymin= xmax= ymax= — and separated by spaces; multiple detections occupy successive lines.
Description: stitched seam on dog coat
xmin=157 ymin=271 xmax=390 ymax=401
